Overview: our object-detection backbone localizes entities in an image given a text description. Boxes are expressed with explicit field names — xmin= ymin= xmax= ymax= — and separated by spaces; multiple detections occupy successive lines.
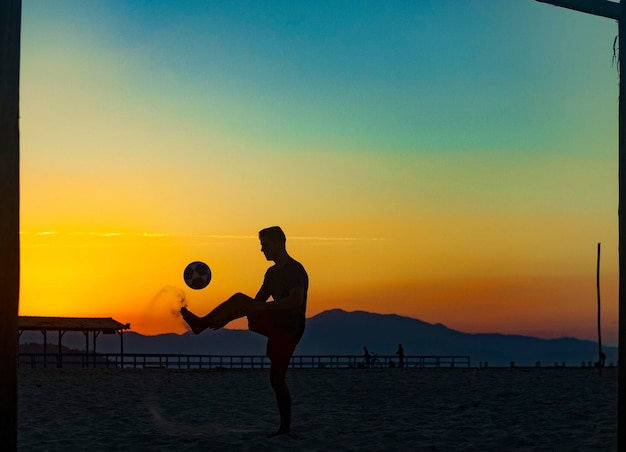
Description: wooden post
xmin=597 ymin=242 xmax=603 ymax=376
xmin=535 ymin=1 xmax=623 ymax=449
xmin=0 ymin=0 xmax=21 ymax=450
xmin=618 ymin=15 xmax=626 ymax=451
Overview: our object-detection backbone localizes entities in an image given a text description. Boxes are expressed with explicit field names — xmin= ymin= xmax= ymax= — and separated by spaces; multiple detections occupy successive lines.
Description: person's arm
xmin=251 ymin=286 xmax=304 ymax=312
xmin=246 ymin=286 xmax=271 ymax=317
xmin=264 ymin=286 xmax=305 ymax=310
xmin=254 ymin=286 xmax=271 ymax=302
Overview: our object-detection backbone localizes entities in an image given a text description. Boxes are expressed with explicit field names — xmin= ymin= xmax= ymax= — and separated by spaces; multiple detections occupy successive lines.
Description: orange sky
xmin=18 ymin=1 xmax=620 ymax=345
xmin=19 ymin=227 xmax=618 ymax=344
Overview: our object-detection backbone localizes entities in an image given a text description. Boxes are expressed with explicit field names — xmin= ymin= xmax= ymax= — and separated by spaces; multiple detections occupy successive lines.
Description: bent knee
xmin=230 ymin=292 xmax=252 ymax=302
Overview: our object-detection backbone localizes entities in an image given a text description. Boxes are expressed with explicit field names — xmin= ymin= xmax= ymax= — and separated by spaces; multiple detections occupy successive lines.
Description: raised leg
xmin=209 ymin=293 xmax=254 ymax=328
xmin=180 ymin=293 xmax=254 ymax=334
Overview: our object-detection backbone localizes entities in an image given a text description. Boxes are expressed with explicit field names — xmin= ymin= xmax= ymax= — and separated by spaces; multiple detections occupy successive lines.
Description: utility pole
xmin=0 ymin=0 xmax=21 ymax=450
xmin=535 ymin=0 xmax=623 ymax=449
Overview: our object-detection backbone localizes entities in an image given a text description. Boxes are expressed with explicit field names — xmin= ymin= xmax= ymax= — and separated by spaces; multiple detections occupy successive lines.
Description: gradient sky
xmin=19 ymin=0 xmax=620 ymax=344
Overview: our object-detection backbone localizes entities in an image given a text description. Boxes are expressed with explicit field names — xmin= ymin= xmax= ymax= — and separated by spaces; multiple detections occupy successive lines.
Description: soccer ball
xmin=183 ymin=261 xmax=212 ymax=290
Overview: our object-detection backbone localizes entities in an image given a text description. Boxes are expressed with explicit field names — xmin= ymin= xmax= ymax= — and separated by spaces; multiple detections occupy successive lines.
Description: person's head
xmin=259 ymin=226 xmax=287 ymax=262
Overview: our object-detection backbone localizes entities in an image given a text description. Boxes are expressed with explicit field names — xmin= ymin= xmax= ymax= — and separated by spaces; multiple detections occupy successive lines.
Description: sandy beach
xmin=18 ymin=367 xmax=616 ymax=451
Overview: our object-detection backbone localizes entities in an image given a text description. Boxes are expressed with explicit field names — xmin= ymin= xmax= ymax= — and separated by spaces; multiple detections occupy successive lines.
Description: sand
xmin=18 ymin=367 xmax=617 ymax=451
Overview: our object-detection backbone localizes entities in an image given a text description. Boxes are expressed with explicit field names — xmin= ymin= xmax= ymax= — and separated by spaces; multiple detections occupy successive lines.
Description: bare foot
xmin=180 ymin=307 xmax=206 ymax=334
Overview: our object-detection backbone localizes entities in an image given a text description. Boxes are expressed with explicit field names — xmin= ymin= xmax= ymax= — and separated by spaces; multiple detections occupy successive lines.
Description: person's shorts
xmin=248 ymin=310 xmax=299 ymax=370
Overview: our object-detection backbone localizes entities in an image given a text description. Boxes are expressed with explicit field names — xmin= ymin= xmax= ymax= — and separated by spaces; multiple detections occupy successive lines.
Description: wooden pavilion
xmin=18 ymin=316 xmax=130 ymax=367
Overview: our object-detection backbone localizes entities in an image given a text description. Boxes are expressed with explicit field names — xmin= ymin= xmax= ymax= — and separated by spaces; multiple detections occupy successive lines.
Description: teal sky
xmin=19 ymin=1 xmax=622 ymax=343
xmin=22 ymin=1 xmax=619 ymax=157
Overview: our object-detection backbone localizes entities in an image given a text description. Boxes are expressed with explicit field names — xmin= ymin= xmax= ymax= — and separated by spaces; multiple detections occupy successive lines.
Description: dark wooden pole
xmin=535 ymin=0 xmax=623 ymax=448
xmin=597 ymin=242 xmax=602 ymax=376
xmin=618 ymin=13 xmax=626 ymax=451
xmin=0 ymin=0 xmax=21 ymax=450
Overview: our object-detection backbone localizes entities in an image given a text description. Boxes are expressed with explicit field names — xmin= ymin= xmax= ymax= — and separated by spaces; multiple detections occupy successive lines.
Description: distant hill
xmin=19 ymin=309 xmax=616 ymax=367
xmin=299 ymin=309 xmax=616 ymax=367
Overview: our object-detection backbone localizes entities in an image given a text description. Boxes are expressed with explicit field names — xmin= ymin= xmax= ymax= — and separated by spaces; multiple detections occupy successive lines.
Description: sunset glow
xmin=19 ymin=1 xmax=619 ymax=344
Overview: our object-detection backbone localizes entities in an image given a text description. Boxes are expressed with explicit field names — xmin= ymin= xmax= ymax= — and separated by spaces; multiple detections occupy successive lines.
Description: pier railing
xmin=18 ymin=353 xmax=470 ymax=369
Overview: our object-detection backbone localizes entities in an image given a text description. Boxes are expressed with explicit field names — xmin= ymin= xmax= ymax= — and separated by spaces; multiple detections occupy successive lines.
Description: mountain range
xmin=19 ymin=309 xmax=616 ymax=367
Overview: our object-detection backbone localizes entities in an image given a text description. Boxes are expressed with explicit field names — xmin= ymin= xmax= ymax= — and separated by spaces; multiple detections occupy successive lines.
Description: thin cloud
xmin=20 ymin=231 xmax=386 ymax=242
xmin=291 ymin=236 xmax=387 ymax=242
xmin=21 ymin=231 xmax=173 ymax=238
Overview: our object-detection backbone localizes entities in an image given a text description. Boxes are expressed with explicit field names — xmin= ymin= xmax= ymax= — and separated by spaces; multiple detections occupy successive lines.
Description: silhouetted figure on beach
xmin=596 ymin=351 xmax=606 ymax=368
xmin=396 ymin=343 xmax=404 ymax=368
xmin=181 ymin=226 xmax=308 ymax=437
xmin=363 ymin=347 xmax=371 ymax=368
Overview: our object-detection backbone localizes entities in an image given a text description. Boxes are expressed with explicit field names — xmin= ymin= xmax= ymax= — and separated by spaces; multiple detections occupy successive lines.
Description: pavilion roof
xmin=18 ymin=316 xmax=130 ymax=333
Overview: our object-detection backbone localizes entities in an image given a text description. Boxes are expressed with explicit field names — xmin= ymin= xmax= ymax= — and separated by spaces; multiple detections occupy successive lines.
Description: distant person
xmin=363 ymin=347 xmax=371 ymax=368
xmin=181 ymin=226 xmax=308 ymax=437
xmin=396 ymin=343 xmax=404 ymax=368
xmin=598 ymin=351 xmax=606 ymax=368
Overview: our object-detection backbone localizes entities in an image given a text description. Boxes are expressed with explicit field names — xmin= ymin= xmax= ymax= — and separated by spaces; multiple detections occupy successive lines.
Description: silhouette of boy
xmin=180 ymin=226 xmax=308 ymax=437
